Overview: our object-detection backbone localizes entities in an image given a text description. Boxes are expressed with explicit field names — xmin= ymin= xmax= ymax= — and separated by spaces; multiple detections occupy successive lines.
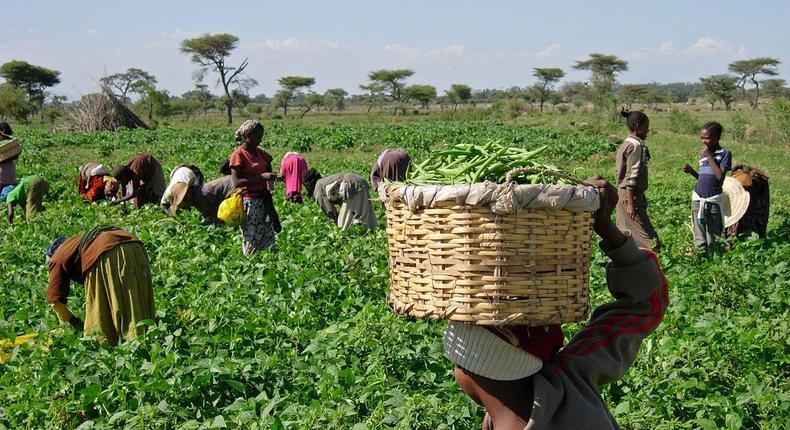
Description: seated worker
xmin=1 ymin=175 xmax=49 ymax=223
xmin=444 ymin=177 xmax=668 ymax=429
xmin=370 ymin=148 xmax=411 ymax=191
xmin=77 ymin=162 xmax=113 ymax=202
xmin=108 ymin=152 xmax=166 ymax=209
xmin=161 ymin=164 xmax=204 ymax=214
xmin=44 ymin=226 xmax=156 ymax=346
xmin=305 ymin=171 xmax=377 ymax=231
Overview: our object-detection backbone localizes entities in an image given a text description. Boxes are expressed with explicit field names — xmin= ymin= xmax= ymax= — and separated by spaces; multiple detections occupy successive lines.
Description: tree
xmin=762 ymin=78 xmax=788 ymax=100
xmin=728 ymin=57 xmax=781 ymax=109
xmin=405 ymin=85 xmax=437 ymax=110
xmin=366 ymin=69 xmax=414 ymax=114
xmin=0 ymin=60 xmax=60 ymax=114
xmin=700 ymin=75 xmax=739 ymax=111
xmin=276 ymin=76 xmax=316 ymax=116
xmin=619 ymin=84 xmax=650 ymax=109
xmin=180 ymin=33 xmax=248 ymax=125
xmin=359 ymin=83 xmax=386 ymax=114
xmin=573 ymin=53 xmax=628 ymax=110
xmin=532 ymin=68 xmax=565 ymax=112
xmin=171 ymin=98 xmax=199 ymax=120
xmin=324 ymin=88 xmax=348 ymax=113
xmin=135 ymin=85 xmax=171 ymax=122
xmin=182 ymin=84 xmax=214 ymax=116
xmin=445 ymin=84 xmax=472 ymax=112
xmin=0 ymin=82 xmax=34 ymax=121
xmin=301 ymin=92 xmax=325 ymax=117
xmin=100 ymin=68 xmax=157 ymax=104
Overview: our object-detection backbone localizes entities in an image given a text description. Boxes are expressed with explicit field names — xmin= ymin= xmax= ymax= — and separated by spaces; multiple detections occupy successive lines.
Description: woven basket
xmin=0 ymin=140 xmax=21 ymax=163
xmin=382 ymin=174 xmax=598 ymax=326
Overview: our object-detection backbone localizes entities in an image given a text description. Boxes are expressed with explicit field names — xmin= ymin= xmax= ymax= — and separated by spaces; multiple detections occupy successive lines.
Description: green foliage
xmin=668 ymin=109 xmax=699 ymax=135
xmin=765 ymin=99 xmax=790 ymax=144
xmin=730 ymin=112 xmax=748 ymax=141
xmin=0 ymin=60 xmax=61 ymax=112
xmin=700 ymin=75 xmax=739 ymax=111
xmin=0 ymin=82 xmax=34 ymax=122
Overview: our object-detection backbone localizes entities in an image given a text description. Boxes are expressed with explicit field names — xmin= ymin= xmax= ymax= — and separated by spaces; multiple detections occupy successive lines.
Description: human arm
xmin=7 ymin=204 xmax=13 ymax=224
xmin=622 ymin=143 xmax=642 ymax=220
xmin=314 ymin=178 xmax=339 ymax=223
xmin=554 ymin=178 xmax=668 ymax=388
xmin=109 ymin=179 xmax=139 ymax=205
xmin=702 ymin=147 xmax=725 ymax=181
xmin=682 ymin=163 xmax=699 ymax=179
xmin=230 ymin=166 xmax=273 ymax=189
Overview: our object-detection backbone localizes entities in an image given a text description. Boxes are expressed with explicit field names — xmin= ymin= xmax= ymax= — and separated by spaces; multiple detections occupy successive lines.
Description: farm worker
xmin=229 ymin=120 xmax=281 ymax=255
xmin=108 ymin=152 xmax=166 ymax=209
xmin=614 ymin=109 xmax=661 ymax=252
xmin=309 ymin=172 xmax=377 ymax=230
xmin=1 ymin=175 xmax=49 ymax=223
xmin=171 ymin=161 xmax=236 ymax=224
xmin=682 ymin=122 xmax=732 ymax=248
xmin=77 ymin=162 xmax=113 ymax=202
xmin=0 ymin=122 xmax=18 ymax=191
xmin=279 ymin=152 xmax=308 ymax=203
xmin=444 ymin=177 xmax=668 ymax=430
xmin=160 ymin=164 xmax=204 ymax=215
xmin=727 ymin=164 xmax=770 ymax=238
xmin=44 ymin=226 xmax=156 ymax=346
xmin=370 ymin=148 xmax=411 ymax=191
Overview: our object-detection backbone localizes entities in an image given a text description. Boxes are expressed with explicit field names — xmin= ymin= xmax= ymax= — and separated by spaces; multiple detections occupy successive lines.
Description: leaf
xmin=210 ymin=415 xmax=227 ymax=429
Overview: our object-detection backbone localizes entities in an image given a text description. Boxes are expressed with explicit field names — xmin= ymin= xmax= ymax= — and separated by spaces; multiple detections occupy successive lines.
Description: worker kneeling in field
xmin=444 ymin=177 xmax=668 ymax=429
xmin=77 ymin=162 xmax=114 ymax=202
xmin=305 ymin=169 xmax=377 ymax=230
xmin=45 ymin=226 xmax=156 ymax=346
xmin=370 ymin=148 xmax=411 ymax=191
xmin=1 ymin=175 xmax=49 ymax=223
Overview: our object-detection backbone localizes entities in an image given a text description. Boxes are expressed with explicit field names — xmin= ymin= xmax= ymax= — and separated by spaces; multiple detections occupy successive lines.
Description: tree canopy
xmin=0 ymin=60 xmax=61 ymax=113
xmin=367 ymin=69 xmax=414 ymax=113
xmin=573 ymin=53 xmax=628 ymax=110
xmin=532 ymin=68 xmax=565 ymax=112
xmin=276 ymin=76 xmax=316 ymax=116
xmin=728 ymin=57 xmax=781 ymax=108
xmin=700 ymin=74 xmax=739 ymax=110
xmin=405 ymin=84 xmax=437 ymax=109
xmin=100 ymin=68 xmax=157 ymax=104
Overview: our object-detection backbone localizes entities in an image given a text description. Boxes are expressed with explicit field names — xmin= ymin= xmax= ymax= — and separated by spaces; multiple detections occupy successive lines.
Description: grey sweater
xmin=313 ymin=172 xmax=368 ymax=220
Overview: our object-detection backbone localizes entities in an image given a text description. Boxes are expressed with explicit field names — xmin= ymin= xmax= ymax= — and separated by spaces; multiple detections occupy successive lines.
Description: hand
xmin=68 ymin=315 xmax=84 ymax=332
xmin=701 ymin=145 xmax=711 ymax=157
xmin=682 ymin=163 xmax=695 ymax=174
xmin=585 ymin=175 xmax=627 ymax=249
xmin=626 ymin=201 xmax=637 ymax=220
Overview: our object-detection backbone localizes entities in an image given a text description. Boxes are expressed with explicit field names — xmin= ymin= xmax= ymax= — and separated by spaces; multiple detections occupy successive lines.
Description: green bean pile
xmin=406 ymin=140 xmax=577 ymax=185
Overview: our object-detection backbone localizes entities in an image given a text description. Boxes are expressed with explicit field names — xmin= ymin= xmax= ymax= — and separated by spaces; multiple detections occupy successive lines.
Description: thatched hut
xmin=62 ymin=89 xmax=148 ymax=132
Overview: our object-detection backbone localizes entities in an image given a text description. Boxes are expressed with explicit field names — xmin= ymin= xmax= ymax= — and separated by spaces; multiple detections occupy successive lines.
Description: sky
xmin=2 ymin=1 xmax=789 ymax=100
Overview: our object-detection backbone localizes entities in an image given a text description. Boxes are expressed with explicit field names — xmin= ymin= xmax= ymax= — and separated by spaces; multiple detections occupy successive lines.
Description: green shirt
xmin=5 ymin=176 xmax=37 ymax=206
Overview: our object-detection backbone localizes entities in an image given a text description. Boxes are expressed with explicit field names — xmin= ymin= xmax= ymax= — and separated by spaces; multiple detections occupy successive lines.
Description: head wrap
xmin=0 ymin=184 xmax=14 ymax=202
xmin=234 ymin=120 xmax=264 ymax=142
xmin=44 ymin=236 xmax=67 ymax=263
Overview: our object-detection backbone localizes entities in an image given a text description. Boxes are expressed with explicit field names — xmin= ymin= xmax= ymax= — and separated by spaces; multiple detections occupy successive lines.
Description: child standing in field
xmin=683 ymin=122 xmax=732 ymax=248
xmin=615 ymin=109 xmax=661 ymax=252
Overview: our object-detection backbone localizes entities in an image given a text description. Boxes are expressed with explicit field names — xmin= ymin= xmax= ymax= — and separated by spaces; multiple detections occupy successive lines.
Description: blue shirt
xmin=694 ymin=147 xmax=732 ymax=198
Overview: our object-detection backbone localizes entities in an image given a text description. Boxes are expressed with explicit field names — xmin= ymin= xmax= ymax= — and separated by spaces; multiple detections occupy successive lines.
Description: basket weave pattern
xmin=384 ymin=198 xmax=594 ymax=326
xmin=0 ymin=140 xmax=21 ymax=163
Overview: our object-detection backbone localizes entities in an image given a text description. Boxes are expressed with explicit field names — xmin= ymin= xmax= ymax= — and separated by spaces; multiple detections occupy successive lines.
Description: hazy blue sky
xmin=3 ymin=1 xmax=789 ymax=99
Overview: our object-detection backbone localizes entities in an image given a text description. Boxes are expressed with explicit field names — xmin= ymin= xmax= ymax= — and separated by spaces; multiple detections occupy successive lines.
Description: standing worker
xmin=306 ymin=172 xmax=377 ymax=231
xmin=370 ymin=148 xmax=411 ymax=191
xmin=614 ymin=109 xmax=661 ymax=252
xmin=44 ymin=226 xmax=156 ymax=346
xmin=682 ymin=122 xmax=732 ymax=249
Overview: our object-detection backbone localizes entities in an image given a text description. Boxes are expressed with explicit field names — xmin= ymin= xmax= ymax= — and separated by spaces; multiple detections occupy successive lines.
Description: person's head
xmin=219 ymin=159 xmax=232 ymax=175
xmin=0 ymin=122 xmax=12 ymax=140
xmin=234 ymin=120 xmax=264 ymax=147
xmin=104 ymin=177 xmax=119 ymax=198
xmin=111 ymin=165 xmax=133 ymax=184
xmin=701 ymin=121 xmax=723 ymax=148
xmin=302 ymin=168 xmax=322 ymax=197
xmin=620 ymin=108 xmax=649 ymax=139
xmin=44 ymin=236 xmax=66 ymax=264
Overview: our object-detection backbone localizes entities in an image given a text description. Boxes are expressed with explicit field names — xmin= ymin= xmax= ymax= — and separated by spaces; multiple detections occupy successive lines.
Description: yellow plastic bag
xmin=218 ymin=189 xmax=244 ymax=226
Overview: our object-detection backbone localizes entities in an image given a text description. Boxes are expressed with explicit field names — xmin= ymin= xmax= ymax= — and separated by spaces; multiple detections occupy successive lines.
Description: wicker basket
xmin=381 ymin=175 xmax=598 ymax=326
xmin=0 ymin=139 xmax=21 ymax=163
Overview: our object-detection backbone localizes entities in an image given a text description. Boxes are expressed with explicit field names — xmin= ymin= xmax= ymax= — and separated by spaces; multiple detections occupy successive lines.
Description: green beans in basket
xmin=405 ymin=140 xmax=578 ymax=185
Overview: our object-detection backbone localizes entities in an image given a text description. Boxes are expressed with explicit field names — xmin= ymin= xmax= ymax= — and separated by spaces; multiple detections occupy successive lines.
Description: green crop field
xmin=1 ymin=113 xmax=788 ymax=429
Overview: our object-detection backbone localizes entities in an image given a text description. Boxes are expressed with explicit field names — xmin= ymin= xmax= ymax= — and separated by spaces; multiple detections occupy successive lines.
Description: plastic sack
xmin=217 ymin=189 xmax=244 ymax=226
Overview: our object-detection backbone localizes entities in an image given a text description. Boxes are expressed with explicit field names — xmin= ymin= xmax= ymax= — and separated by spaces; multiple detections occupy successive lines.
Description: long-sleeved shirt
xmin=520 ymin=238 xmax=668 ymax=428
xmin=313 ymin=173 xmax=368 ymax=220
xmin=46 ymin=230 xmax=141 ymax=304
xmin=615 ymin=136 xmax=649 ymax=193
xmin=192 ymin=175 xmax=235 ymax=222
xmin=370 ymin=149 xmax=411 ymax=190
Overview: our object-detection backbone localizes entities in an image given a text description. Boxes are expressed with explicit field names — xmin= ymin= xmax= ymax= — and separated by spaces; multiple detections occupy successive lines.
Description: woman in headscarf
xmin=44 ymin=226 xmax=155 ymax=346
xmin=1 ymin=175 xmax=49 ymax=223
xmin=370 ymin=148 xmax=411 ymax=191
xmin=229 ymin=120 xmax=281 ymax=255
xmin=77 ymin=162 xmax=114 ymax=202
xmin=0 ymin=122 xmax=18 ymax=191
xmin=279 ymin=152 xmax=308 ymax=203
xmin=108 ymin=152 xmax=166 ymax=209
xmin=160 ymin=164 xmax=204 ymax=215
xmin=305 ymin=171 xmax=377 ymax=231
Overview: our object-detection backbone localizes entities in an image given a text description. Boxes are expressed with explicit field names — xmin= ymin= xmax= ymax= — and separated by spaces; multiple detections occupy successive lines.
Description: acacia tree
xmin=0 ymin=60 xmax=60 ymax=115
xmin=532 ymin=68 xmax=565 ymax=112
xmin=619 ymin=84 xmax=650 ymax=109
xmin=180 ymin=33 xmax=248 ymax=125
xmin=445 ymin=84 xmax=472 ymax=112
xmin=366 ymin=69 xmax=414 ymax=114
xmin=100 ymin=68 xmax=157 ymax=104
xmin=276 ymin=76 xmax=316 ymax=116
xmin=728 ymin=57 xmax=781 ymax=109
xmin=324 ymin=88 xmax=348 ymax=113
xmin=573 ymin=53 xmax=628 ymax=111
xmin=405 ymin=84 xmax=437 ymax=110
xmin=359 ymin=83 xmax=386 ymax=114
xmin=301 ymin=92 xmax=325 ymax=117
xmin=0 ymin=83 xmax=33 ymax=121
xmin=762 ymin=79 xmax=788 ymax=100
xmin=700 ymin=75 xmax=739 ymax=111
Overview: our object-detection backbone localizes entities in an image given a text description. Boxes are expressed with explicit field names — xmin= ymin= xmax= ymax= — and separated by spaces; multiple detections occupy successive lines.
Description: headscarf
xmin=234 ymin=120 xmax=264 ymax=142
xmin=0 ymin=184 xmax=14 ymax=202
xmin=79 ymin=163 xmax=110 ymax=189
xmin=44 ymin=236 xmax=67 ymax=263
